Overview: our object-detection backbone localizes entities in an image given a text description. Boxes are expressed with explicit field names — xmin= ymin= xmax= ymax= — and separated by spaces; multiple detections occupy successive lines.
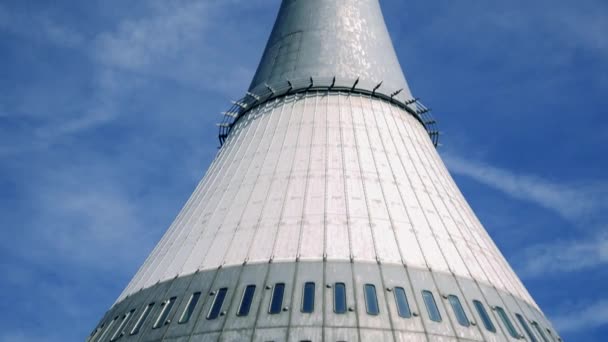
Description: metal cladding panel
xmin=288 ymin=327 xmax=322 ymax=342
xmin=163 ymin=270 xmax=217 ymax=339
xmin=192 ymin=267 xmax=241 ymax=335
xmin=380 ymin=265 xmax=425 ymax=334
xmin=324 ymin=261 xmax=357 ymax=328
xmin=189 ymin=332 xmax=220 ymax=342
xmin=352 ymin=262 xmax=391 ymax=330
xmin=394 ymin=331 xmax=428 ymax=342
xmin=256 ymin=262 xmax=296 ymax=328
xmin=128 ymin=281 xmax=174 ymax=340
xmin=408 ymin=268 xmax=455 ymax=338
xmin=252 ymin=328 xmax=288 ymax=342
xmin=324 ymin=327 xmax=360 ymax=342
xmin=478 ymin=286 xmax=522 ymax=342
xmin=223 ymin=264 xmax=268 ymax=331
xmin=290 ymin=262 xmax=324 ymax=327
xmin=360 ymin=329 xmax=395 ymax=341
xmin=249 ymin=0 xmax=412 ymax=100
xmin=433 ymin=273 xmax=484 ymax=341
xmin=219 ymin=330 xmax=254 ymax=342
xmin=456 ymin=277 xmax=508 ymax=342
xmin=139 ymin=276 xmax=194 ymax=341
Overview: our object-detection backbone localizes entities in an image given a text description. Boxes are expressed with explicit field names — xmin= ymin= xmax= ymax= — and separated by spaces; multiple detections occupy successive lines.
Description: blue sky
xmin=0 ymin=0 xmax=606 ymax=341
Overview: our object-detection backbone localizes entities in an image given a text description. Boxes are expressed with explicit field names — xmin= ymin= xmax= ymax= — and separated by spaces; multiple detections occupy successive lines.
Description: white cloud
xmin=0 ymin=3 xmax=85 ymax=49
xmin=552 ymin=299 xmax=608 ymax=333
xmin=516 ymin=232 xmax=608 ymax=277
xmin=93 ymin=0 xmax=254 ymax=94
xmin=444 ymin=154 xmax=608 ymax=222
xmin=444 ymin=153 xmax=608 ymax=277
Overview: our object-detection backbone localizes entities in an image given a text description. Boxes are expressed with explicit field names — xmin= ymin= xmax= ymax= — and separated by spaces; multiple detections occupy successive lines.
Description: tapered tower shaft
xmin=88 ymin=1 xmax=561 ymax=341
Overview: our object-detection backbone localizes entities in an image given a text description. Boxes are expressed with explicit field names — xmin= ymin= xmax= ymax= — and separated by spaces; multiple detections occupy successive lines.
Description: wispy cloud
xmin=444 ymin=154 xmax=608 ymax=222
xmin=0 ymin=3 xmax=85 ymax=49
xmin=515 ymin=232 xmax=608 ymax=277
xmin=552 ymin=299 xmax=608 ymax=333
xmin=444 ymin=153 xmax=608 ymax=277
xmin=93 ymin=0 xmax=255 ymax=94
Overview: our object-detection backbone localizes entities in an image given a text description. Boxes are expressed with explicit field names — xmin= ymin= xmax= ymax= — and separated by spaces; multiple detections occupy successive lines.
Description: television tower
xmin=89 ymin=1 xmax=561 ymax=341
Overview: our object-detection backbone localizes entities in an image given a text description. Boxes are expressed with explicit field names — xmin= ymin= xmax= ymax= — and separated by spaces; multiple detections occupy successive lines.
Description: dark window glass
xmin=532 ymin=322 xmax=551 ymax=342
xmin=207 ymin=288 xmax=228 ymax=320
xmin=301 ymin=282 xmax=315 ymax=313
xmin=496 ymin=306 xmax=519 ymax=338
xmin=131 ymin=303 xmax=154 ymax=335
xmin=269 ymin=283 xmax=285 ymax=314
xmin=110 ymin=309 xmax=135 ymax=341
xmin=394 ymin=287 xmax=412 ymax=318
xmin=179 ymin=292 xmax=201 ymax=324
xmin=448 ymin=295 xmax=470 ymax=327
xmin=153 ymin=296 xmax=176 ymax=329
xmin=516 ymin=313 xmax=538 ymax=342
xmin=364 ymin=284 xmax=379 ymax=315
xmin=237 ymin=285 xmax=256 ymax=316
xmin=473 ymin=300 xmax=496 ymax=332
xmin=545 ymin=328 xmax=557 ymax=342
xmin=422 ymin=290 xmax=441 ymax=322
xmin=334 ymin=283 xmax=347 ymax=314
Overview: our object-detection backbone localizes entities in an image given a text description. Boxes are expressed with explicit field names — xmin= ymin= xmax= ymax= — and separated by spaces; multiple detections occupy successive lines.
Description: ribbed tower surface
xmin=88 ymin=1 xmax=561 ymax=342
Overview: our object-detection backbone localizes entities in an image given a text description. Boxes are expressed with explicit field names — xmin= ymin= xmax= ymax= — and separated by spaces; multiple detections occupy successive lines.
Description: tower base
xmin=89 ymin=261 xmax=556 ymax=342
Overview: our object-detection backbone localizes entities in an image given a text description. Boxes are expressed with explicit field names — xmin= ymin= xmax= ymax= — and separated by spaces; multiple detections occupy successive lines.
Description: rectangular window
xmin=131 ymin=303 xmax=154 ymax=335
xmin=516 ymin=313 xmax=538 ymax=342
xmin=422 ymin=290 xmax=442 ymax=322
xmin=207 ymin=288 xmax=228 ymax=320
xmin=110 ymin=309 xmax=135 ymax=341
xmin=394 ymin=287 xmax=412 ymax=318
xmin=179 ymin=292 xmax=201 ymax=324
xmin=237 ymin=285 xmax=256 ymax=317
xmin=97 ymin=316 xmax=118 ymax=341
xmin=448 ymin=295 xmax=470 ymax=327
xmin=153 ymin=296 xmax=177 ymax=329
xmin=269 ymin=283 xmax=285 ymax=314
xmin=532 ymin=321 xmax=550 ymax=342
xmin=364 ymin=284 xmax=379 ymax=315
xmin=301 ymin=282 xmax=315 ymax=313
xmin=496 ymin=306 xmax=519 ymax=338
xmin=334 ymin=283 xmax=347 ymax=314
xmin=473 ymin=300 xmax=496 ymax=332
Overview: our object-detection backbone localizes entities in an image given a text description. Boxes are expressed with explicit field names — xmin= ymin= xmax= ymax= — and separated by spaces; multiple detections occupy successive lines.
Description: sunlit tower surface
xmin=89 ymin=1 xmax=561 ymax=341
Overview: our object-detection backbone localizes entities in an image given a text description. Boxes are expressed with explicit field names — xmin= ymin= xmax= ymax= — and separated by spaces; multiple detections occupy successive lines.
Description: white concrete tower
xmin=89 ymin=1 xmax=561 ymax=341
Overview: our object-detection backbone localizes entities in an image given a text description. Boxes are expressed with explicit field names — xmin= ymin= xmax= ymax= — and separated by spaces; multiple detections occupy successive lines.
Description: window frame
xmin=473 ymin=300 xmax=496 ymax=333
xmin=393 ymin=287 xmax=412 ymax=318
xmin=515 ymin=313 xmax=538 ymax=342
xmin=268 ymin=283 xmax=285 ymax=315
xmin=110 ymin=309 xmax=135 ymax=341
xmin=178 ymin=292 xmax=201 ymax=324
xmin=153 ymin=296 xmax=177 ymax=329
xmin=301 ymin=282 xmax=315 ymax=313
xmin=207 ymin=288 xmax=228 ymax=320
xmin=98 ymin=316 xmax=118 ymax=342
xmin=422 ymin=290 xmax=442 ymax=322
xmin=532 ymin=321 xmax=551 ymax=342
xmin=237 ymin=285 xmax=257 ymax=317
xmin=447 ymin=295 xmax=470 ymax=327
xmin=130 ymin=302 xmax=154 ymax=335
xmin=364 ymin=284 xmax=380 ymax=315
xmin=334 ymin=282 xmax=347 ymax=314
xmin=495 ymin=306 xmax=519 ymax=338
